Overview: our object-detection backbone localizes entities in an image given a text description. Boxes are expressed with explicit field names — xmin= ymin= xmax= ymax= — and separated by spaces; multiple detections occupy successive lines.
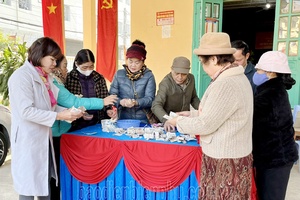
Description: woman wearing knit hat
xmin=252 ymin=51 xmax=298 ymax=200
xmin=109 ymin=40 xmax=156 ymax=123
xmin=165 ymin=32 xmax=253 ymax=199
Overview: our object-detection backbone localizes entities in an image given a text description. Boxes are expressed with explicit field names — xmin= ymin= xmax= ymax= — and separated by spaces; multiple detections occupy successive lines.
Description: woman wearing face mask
xmin=252 ymin=51 xmax=298 ymax=200
xmin=109 ymin=39 xmax=156 ymax=123
xmin=65 ymin=49 xmax=113 ymax=131
xmin=50 ymin=55 xmax=117 ymax=200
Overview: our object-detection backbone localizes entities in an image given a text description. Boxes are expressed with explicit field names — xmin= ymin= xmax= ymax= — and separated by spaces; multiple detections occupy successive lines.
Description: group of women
xmin=8 ymin=37 xmax=156 ymax=200
xmin=7 ymin=33 xmax=298 ymax=200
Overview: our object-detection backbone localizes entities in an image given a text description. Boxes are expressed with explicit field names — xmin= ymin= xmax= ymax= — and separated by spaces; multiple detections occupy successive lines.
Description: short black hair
xmin=231 ymin=40 xmax=250 ymax=56
xmin=73 ymin=49 xmax=95 ymax=69
xmin=27 ymin=37 xmax=63 ymax=66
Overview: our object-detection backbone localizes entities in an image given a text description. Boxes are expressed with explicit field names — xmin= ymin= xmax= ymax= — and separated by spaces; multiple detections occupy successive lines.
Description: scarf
xmin=35 ymin=67 xmax=57 ymax=107
xmin=124 ymin=64 xmax=147 ymax=81
xmin=52 ymin=69 xmax=66 ymax=85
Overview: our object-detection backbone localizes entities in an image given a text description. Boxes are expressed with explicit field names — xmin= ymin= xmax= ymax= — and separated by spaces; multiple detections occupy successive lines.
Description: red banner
xmin=42 ymin=0 xmax=64 ymax=53
xmin=97 ymin=0 xmax=118 ymax=82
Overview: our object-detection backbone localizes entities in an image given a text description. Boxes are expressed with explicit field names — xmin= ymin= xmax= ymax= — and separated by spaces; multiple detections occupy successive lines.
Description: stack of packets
xmin=111 ymin=111 xmax=197 ymax=143
xmin=65 ymin=106 xmax=86 ymax=123
xmin=115 ymin=126 xmax=196 ymax=143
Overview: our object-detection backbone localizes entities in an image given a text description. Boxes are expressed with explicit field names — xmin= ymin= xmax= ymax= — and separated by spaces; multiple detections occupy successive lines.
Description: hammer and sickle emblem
xmin=101 ymin=0 xmax=113 ymax=9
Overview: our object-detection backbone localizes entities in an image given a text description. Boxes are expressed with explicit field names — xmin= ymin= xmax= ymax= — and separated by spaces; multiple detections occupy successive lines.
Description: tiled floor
xmin=1 ymin=155 xmax=300 ymax=200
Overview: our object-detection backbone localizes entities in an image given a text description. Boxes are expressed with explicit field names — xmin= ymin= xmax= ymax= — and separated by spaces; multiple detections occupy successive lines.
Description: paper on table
xmin=163 ymin=111 xmax=178 ymax=120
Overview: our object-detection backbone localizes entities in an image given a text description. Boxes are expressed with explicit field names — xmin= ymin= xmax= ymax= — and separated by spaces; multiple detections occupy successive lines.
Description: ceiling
xmin=223 ymin=0 xmax=276 ymax=10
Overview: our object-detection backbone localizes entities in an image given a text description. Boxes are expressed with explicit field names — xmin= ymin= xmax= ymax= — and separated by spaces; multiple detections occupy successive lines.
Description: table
xmin=60 ymin=124 xmax=202 ymax=200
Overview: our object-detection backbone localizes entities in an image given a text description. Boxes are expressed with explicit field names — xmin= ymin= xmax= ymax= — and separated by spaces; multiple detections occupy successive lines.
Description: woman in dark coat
xmin=252 ymin=51 xmax=298 ymax=200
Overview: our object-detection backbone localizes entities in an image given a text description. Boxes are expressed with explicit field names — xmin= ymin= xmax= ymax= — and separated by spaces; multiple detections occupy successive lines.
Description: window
xmin=118 ymin=22 xmax=123 ymax=33
xmin=19 ymin=0 xmax=31 ymax=10
xmin=1 ymin=0 xmax=11 ymax=5
xmin=64 ymin=5 xmax=70 ymax=21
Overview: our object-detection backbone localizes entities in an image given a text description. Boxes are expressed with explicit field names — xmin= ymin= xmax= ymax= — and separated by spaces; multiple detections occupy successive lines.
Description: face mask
xmin=77 ymin=67 xmax=93 ymax=76
xmin=253 ymin=72 xmax=269 ymax=86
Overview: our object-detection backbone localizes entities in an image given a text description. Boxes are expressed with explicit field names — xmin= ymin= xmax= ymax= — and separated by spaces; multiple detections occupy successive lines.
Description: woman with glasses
xmin=65 ymin=49 xmax=116 ymax=131
xmin=109 ymin=40 xmax=156 ymax=123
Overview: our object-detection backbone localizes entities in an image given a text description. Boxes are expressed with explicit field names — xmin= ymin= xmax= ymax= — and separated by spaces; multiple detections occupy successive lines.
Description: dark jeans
xmin=50 ymin=136 xmax=61 ymax=200
xmin=255 ymin=163 xmax=293 ymax=200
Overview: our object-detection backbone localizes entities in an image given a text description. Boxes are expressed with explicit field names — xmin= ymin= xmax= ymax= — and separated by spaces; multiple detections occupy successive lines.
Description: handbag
xmin=131 ymin=81 xmax=160 ymax=124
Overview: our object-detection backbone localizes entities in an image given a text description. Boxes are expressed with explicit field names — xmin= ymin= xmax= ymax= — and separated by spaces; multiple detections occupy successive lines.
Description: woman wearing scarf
xmin=8 ymin=37 xmax=83 ymax=200
xmin=165 ymin=32 xmax=253 ymax=199
xmin=109 ymin=40 xmax=156 ymax=123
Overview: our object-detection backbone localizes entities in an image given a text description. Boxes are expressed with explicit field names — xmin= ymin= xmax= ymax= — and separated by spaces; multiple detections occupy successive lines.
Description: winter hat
xmin=194 ymin=32 xmax=236 ymax=55
xmin=255 ymin=51 xmax=291 ymax=74
xmin=126 ymin=42 xmax=147 ymax=61
xmin=171 ymin=56 xmax=191 ymax=74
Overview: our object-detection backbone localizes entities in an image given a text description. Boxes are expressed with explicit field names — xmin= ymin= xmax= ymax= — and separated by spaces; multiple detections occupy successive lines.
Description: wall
xmin=131 ymin=0 xmax=194 ymax=85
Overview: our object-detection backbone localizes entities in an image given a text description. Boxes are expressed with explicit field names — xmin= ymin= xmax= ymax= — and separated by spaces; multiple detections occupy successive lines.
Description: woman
xmin=109 ymin=40 xmax=156 ymax=123
xmin=49 ymin=55 xmax=117 ymax=200
xmin=65 ymin=49 xmax=112 ymax=131
xmin=165 ymin=32 xmax=253 ymax=199
xmin=252 ymin=51 xmax=298 ymax=200
xmin=8 ymin=37 xmax=83 ymax=200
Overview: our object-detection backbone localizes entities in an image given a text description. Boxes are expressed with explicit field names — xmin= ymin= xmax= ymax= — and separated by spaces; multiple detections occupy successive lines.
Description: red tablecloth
xmin=61 ymin=134 xmax=257 ymax=199
xmin=61 ymin=134 xmax=202 ymax=192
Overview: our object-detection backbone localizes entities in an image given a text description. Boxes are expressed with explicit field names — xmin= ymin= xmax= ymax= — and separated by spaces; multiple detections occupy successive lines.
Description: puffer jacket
xmin=109 ymin=67 xmax=156 ymax=123
xmin=253 ymin=78 xmax=298 ymax=169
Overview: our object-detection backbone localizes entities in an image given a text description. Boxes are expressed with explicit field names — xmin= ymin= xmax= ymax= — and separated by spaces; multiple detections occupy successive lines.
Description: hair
xmin=231 ymin=40 xmax=250 ymax=56
xmin=55 ymin=55 xmax=66 ymax=69
xmin=277 ymin=74 xmax=296 ymax=90
xmin=73 ymin=49 xmax=95 ymax=69
xmin=27 ymin=37 xmax=63 ymax=66
xmin=126 ymin=39 xmax=147 ymax=61
xmin=132 ymin=39 xmax=146 ymax=48
xmin=199 ymin=55 xmax=235 ymax=65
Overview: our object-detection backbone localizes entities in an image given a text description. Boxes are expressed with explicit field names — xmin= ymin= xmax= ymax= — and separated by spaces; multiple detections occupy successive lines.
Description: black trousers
xmin=50 ymin=136 xmax=61 ymax=200
xmin=255 ymin=163 xmax=293 ymax=200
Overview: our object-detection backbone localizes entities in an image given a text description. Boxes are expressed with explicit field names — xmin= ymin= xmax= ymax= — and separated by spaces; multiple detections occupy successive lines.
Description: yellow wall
xmin=131 ymin=0 xmax=194 ymax=85
xmin=82 ymin=0 xmax=97 ymax=56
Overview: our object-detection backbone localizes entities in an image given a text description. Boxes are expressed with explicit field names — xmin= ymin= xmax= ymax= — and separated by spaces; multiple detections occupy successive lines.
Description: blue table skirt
xmin=61 ymin=157 xmax=200 ymax=200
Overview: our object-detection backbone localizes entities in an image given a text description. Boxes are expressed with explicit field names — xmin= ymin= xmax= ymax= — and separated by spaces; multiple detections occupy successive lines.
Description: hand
xmin=120 ymin=99 xmax=135 ymax=108
xmin=107 ymin=108 xmax=118 ymax=119
xmin=57 ymin=108 xmax=83 ymax=122
xmin=176 ymin=111 xmax=191 ymax=117
xmin=104 ymin=95 xmax=118 ymax=106
xmin=164 ymin=117 xmax=177 ymax=132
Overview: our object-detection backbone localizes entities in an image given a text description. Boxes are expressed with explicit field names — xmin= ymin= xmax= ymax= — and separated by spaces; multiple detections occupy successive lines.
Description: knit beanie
xmin=126 ymin=44 xmax=147 ymax=61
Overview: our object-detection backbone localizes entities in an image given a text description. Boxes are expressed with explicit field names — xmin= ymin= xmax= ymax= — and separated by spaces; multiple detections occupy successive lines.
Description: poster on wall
xmin=156 ymin=10 xmax=174 ymax=26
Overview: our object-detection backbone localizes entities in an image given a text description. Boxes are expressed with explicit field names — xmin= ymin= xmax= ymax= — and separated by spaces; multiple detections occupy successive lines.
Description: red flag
xmin=97 ymin=0 xmax=118 ymax=82
xmin=42 ymin=0 xmax=64 ymax=53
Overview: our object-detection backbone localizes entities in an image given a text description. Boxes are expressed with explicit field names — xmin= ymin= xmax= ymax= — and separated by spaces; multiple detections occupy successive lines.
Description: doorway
xmin=223 ymin=4 xmax=276 ymax=64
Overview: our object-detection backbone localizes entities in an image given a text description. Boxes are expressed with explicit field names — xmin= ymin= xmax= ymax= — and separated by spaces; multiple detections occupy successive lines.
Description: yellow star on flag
xmin=47 ymin=3 xmax=57 ymax=14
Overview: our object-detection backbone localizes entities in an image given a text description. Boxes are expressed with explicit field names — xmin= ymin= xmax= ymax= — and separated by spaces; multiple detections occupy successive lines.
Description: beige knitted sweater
xmin=177 ymin=66 xmax=253 ymax=159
